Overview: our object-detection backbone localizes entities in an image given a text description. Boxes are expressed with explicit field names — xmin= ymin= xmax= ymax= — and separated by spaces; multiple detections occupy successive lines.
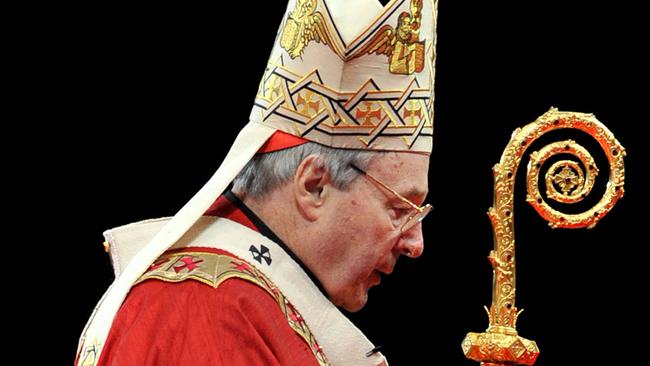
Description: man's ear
xmin=293 ymin=155 xmax=331 ymax=221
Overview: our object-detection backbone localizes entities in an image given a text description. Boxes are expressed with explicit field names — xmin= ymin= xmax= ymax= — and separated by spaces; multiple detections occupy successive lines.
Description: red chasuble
xmin=95 ymin=194 xmax=321 ymax=366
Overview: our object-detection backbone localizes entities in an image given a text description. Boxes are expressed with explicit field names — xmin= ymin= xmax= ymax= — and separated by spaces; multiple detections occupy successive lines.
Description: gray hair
xmin=232 ymin=142 xmax=384 ymax=198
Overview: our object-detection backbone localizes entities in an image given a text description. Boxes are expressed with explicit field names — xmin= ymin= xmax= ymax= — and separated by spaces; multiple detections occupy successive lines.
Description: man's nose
xmin=397 ymin=222 xmax=424 ymax=258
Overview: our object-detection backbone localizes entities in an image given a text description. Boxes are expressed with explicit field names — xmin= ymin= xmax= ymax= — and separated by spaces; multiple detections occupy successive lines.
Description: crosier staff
xmin=462 ymin=108 xmax=626 ymax=365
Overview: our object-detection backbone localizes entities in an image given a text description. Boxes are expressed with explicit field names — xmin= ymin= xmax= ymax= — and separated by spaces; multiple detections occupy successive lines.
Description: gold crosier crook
xmin=461 ymin=108 xmax=626 ymax=365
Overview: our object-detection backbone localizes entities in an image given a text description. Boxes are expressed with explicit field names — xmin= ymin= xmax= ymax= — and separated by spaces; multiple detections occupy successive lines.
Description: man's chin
xmin=339 ymin=292 xmax=368 ymax=313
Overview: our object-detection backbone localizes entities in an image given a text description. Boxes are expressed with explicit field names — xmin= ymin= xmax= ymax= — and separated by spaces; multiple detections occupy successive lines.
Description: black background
xmin=34 ymin=1 xmax=646 ymax=365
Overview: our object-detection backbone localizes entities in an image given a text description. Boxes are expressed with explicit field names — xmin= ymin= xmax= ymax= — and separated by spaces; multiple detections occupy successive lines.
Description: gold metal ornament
xmin=462 ymin=108 xmax=626 ymax=365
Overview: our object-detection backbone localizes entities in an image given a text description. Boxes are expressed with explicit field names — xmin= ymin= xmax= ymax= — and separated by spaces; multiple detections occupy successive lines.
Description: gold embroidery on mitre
xmin=296 ymin=89 xmax=324 ymax=117
xmin=350 ymin=0 xmax=425 ymax=75
xmin=251 ymin=0 xmax=438 ymax=151
xmin=263 ymin=74 xmax=284 ymax=103
xmin=354 ymin=101 xmax=384 ymax=127
xmin=253 ymin=62 xmax=434 ymax=149
xmin=402 ymin=100 xmax=424 ymax=126
xmin=280 ymin=0 xmax=336 ymax=59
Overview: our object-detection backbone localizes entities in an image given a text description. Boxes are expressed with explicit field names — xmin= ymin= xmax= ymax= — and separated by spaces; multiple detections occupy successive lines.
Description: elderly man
xmin=77 ymin=1 xmax=438 ymax=365
xmin=231 ymin=139 xmax=430 ymax=312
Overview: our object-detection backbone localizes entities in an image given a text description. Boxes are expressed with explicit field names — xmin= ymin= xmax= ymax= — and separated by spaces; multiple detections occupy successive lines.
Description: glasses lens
xmin=400 ymin=204 xmax=433 ymax=233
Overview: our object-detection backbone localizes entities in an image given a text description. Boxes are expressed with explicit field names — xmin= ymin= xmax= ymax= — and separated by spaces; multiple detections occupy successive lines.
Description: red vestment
xmin=96 ymin=194 xmax=320 ymax=366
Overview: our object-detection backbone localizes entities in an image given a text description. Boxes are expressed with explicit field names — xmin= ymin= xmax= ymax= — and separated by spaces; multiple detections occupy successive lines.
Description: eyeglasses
xmin=350 ymin=164 xmax=432 ymax=233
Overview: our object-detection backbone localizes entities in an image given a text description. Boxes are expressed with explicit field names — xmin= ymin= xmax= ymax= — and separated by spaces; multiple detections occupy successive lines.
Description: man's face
xmin=319 ymin=152 xmax=429 ymax=312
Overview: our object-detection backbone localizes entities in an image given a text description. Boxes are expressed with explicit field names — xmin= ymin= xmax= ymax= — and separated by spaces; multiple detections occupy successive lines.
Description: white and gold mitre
xmin=251 ymin=0 xmax=438 ymax=153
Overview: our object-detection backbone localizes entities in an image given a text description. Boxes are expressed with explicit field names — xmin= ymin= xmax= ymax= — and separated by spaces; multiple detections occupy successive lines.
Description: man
xmin=230 ymin=140 xmax=429 ymax=312
xmin=77 ymin=1 xmax=438 ymax=365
